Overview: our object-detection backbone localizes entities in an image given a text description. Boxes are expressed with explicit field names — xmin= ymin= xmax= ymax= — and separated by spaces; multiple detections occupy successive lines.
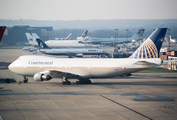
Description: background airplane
xmin=55 ymin=33 xmax=72 ymax=40
xmin=45 ymin=30 xmax=88 ymax=43
xmin=123 ymin=43 xmax=138 ymax=51
xmin=76 ymin=30 xmax=88 ymax=41
xmin=0 ymin=26 xmax=6 ymax=43
xmin=36 ymin=38 xmax=108 ymax=58
xmin=85 ymin=29 xmax=145 ymax=44
xmin=25 ymin=33 xmax=98 ymax=48
xmin=167 ymin=35 xmax=176 ymax=43
xmin=9 ymin=28 xmax=177 ymax=85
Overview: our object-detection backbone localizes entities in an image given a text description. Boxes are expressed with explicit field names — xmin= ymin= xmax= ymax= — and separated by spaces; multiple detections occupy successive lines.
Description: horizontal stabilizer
xmin=134 ymin=61 xmax=159 ymax=66
xmin=163 ymin=60 xmax=177 ymax=63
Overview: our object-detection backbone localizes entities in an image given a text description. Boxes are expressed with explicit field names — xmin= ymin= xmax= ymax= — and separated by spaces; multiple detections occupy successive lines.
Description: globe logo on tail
xmin=129 ymin=38 xmax=158 ymax=59
xmin=129 ymin=28 xmax=167 ymax=59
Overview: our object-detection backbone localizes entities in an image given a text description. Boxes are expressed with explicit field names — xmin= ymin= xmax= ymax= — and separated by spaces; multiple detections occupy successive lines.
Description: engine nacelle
xmin=75 ymin=53 xmax=83 ymax=57
xmin=33 ymin=73 xmax=52 ymax=81
xmin=132 ymin=39 xmax=136 ymax=43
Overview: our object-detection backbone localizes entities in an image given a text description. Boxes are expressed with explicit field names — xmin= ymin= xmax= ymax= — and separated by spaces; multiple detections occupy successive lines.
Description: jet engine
xmin=33 ymin=73 xmax=52 ymax=81
xmin=75 ymin=53 xmax=83 ymax=57
xmin=132 ymin=39 xmax=136 ymax=43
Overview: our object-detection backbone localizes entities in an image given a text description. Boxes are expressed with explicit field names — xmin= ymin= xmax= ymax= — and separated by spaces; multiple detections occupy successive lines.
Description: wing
xmin=40 ymin=69 xmax=92 ymax=79
xmin=134 ymin=61 xmax=159 ymax=66
xmin=163 ymin=60 xmax=177 ymax=63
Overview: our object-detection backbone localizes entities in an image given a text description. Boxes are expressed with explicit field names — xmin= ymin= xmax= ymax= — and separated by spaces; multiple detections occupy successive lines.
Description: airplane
xmin=76 ymin=30 xmax=88 ymax=41
xmin=36 ymin=38 xmax=108 ymax=58
xmin=26 ymin=33 xmax=98 ymax=48
xmin=55 ymin=33 xmax=72 ymax=40
xmin=168 ymin=35 xmax=176 ymax=43
xmin=22 ymin=46 xmax=38 ymax=52
xmin=45 ymin=30 xmax=88 ymax=44
xmin=123 ymin=43 xmax=138 ymax=51
xmin=25 ymin=33 xmax=38 ymax=46
xmin=0 ymin=26 xmax=6 ymax=43
xmin=9 ymin=28 xmax=177 ymax=85
xmin=85 ymin=29 xmax=145 ymax=44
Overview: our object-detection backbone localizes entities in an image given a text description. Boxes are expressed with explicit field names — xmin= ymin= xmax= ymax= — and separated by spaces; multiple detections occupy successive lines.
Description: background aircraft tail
xmin=129 ymin=28 xmax=167 ymax=59
xmin=0 ymin=26 xmax=6 ymax=43
xmin=65 ymin=33 xmax=72 ymax=40
xmin=25 ymin=33 xmax=33 ymax=43
xmin=131 ymin=29 xmax=145 ymax=40
xmin=36 ymin=38 xmax=50 ymax=49
xmin=123 ymin=43 xmax=128 ymax=48
xmin=32 ymin=33 xmax=40 ymax=42
xmin=80 ymin=30 xmax=88 ymax=37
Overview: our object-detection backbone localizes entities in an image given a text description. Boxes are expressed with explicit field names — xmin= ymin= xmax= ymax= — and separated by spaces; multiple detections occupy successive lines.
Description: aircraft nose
xmin=8 ymin=62 xmax=14 ymax=71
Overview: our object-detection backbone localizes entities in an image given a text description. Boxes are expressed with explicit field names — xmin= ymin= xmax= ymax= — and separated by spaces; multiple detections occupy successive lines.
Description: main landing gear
xmin=62 ymin=77 xmax=71 ymax=85
xmin=23 ymin=76 xmax=28 ymax=83
xmin=76 ymin=78 xmax=91 ymax=85
xmin=62 ymin=77 xmax=92 ymax=85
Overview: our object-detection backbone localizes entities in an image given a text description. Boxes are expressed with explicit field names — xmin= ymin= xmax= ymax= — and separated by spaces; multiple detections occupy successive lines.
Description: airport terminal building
xmin=1 ymin=26 xmax=55 ymax=45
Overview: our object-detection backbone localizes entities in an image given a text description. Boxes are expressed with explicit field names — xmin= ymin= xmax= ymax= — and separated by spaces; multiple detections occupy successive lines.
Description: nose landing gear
xmin=23 ymin=76 xmax=28 ymax=83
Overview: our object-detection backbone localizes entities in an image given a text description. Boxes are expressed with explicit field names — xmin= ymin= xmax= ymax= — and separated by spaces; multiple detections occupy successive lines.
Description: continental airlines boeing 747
xmin=9 ymin=28 xmax=176 ymax=85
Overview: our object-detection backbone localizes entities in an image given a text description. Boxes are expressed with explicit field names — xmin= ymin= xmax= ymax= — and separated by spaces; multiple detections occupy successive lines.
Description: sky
xmin=0 ymin=0 xmax=177 ymax=20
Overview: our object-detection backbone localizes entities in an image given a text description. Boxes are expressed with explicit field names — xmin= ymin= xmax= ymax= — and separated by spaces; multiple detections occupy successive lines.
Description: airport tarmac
xmin=0 ymin=49 xmax=177 ymax=120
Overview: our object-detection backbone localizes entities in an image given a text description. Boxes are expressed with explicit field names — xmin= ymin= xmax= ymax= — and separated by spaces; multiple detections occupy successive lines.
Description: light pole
xmin=114 ymin=29 xmax=118 ymax=50
xmin=168 ymin=28 xmax=171 ymax=51
xmin=126 ymin=29 xmax=128 ymax=46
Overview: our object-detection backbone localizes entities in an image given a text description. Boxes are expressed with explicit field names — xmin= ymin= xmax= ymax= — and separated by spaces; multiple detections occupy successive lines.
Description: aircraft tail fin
xmin=129 ymin=28 xmax=167 ymax=59
xmin=36 ymin=38 xmax=50 ymax=49
xmin=123 ymin=43 xmax=128 ymax=48
xmin=25 ymin=33 xmax=33 ymax=43
xmin=0 ymin=26 xmax=6 ymax=43
xmin=80 ymin=30 xmax=88 ymax=37
xmin=65 ymin=33 xmax=72 ymax=40
xmin=131 ymin=29 xmax=145 ymax=39
xmin=32 ymin=33 xmax=40 ymax=42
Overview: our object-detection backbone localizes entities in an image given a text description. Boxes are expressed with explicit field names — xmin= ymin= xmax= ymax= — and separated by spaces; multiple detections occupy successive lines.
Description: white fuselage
xmin=8 ymin=55 xmax=162 ymax=79
xmin=44 ymin=40 xmax=98 ymax=48
xmin=39 ymin=48 xmax=108 ymax=55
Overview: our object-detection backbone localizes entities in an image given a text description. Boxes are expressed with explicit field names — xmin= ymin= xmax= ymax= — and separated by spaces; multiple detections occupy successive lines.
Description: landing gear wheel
xmin=62 ymin=81 xmax=66 ymax=85
xmin=23 ymin=77 xmax=28 ymax=83
xmin=76 ymin=81 xmax=80 ymax=85
xmin=62 ymin=77 xmax=71 ymax=85
xmin=66 ymin=81 xmax=71 ymax=85
xmin=23 ymin=79 xmax=28 ymax=83
xmin=77 ymin=79 xmax=92 ymax=85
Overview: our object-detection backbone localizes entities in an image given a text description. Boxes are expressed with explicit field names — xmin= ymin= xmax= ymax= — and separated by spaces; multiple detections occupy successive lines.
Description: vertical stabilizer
xmin=131 ymin=29 xmax=145 ymax=39
xmin=65 ymin=33 xmax=72 ymax=40
xmin=25 ymin=33 xmax=33 ymax=43
xmin=36 ymin=38 xmax=50 ymax=49
xmin=80 ymin=30 xmax=88 ymax=37
xmin=129 ymin=28 xmax=167 ymax=59
xmin=0 ymin=26 xmax=6 ymax=43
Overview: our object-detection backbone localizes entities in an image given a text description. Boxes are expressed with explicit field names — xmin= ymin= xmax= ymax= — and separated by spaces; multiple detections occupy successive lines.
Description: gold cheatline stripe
xmin=9 ymin=67 xmax=124 ymax=70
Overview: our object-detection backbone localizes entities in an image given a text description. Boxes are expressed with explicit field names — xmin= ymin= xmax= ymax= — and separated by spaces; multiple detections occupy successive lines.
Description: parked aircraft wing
xmin=43 ymin=69 xmax=91 ymax=78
